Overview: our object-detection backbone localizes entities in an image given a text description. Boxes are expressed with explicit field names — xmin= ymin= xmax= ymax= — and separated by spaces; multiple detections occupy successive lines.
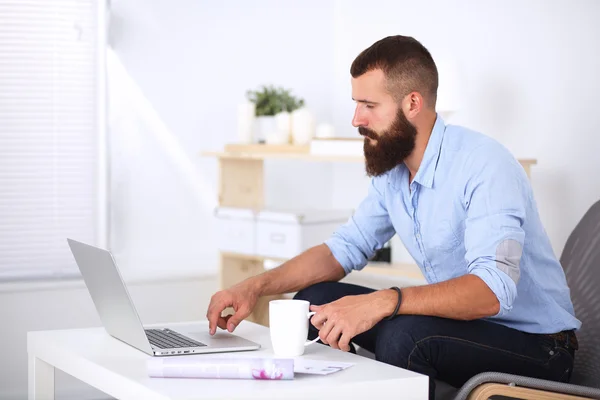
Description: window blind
xmin=0 ymin=0 xmax=106 ymax=281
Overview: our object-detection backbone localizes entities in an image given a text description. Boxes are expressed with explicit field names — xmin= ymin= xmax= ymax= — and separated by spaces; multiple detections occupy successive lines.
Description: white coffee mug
xmin=269 ymin=299 xmax=320 ymax=357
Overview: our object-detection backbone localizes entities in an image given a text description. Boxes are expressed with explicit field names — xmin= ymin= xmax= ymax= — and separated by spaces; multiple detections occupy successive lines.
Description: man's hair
xmin=350 ymin=35 xmax=438 ymax=108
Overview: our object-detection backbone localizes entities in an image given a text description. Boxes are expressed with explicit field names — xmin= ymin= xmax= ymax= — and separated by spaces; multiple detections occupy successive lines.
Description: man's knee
xmin=293 ymin=282 xmax=337 ymax=306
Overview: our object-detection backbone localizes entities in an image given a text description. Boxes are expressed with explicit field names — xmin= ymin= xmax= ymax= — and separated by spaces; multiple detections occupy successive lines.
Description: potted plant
xmin=246 ymin=85 xmax=304 ymax=144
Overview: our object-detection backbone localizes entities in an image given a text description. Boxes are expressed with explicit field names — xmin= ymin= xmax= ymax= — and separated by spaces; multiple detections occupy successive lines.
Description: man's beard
xmin=360 ymin=109 xmax=417 ymax=177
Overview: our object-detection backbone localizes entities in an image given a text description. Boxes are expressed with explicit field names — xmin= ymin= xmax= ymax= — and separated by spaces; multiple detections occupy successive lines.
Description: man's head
xmin=350 ymin=35 xmax=438 ymax=177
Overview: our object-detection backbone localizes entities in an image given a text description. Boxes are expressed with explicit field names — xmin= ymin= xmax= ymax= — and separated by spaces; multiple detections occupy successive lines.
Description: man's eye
xmin=366 ymin=104 xmax=374 ymax=109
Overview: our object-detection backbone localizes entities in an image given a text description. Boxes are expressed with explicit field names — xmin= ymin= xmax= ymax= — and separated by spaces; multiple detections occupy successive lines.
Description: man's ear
xmin=403 ymin=92 xmax=423 ymax=119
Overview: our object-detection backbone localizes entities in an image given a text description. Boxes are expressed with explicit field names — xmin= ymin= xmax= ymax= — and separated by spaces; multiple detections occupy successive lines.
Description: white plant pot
xmin=291 ymin=108 xmax=315 ymax=145
xmin=266 ymin=111 xmax=291 ymax=145
xmin=255 ymin=115 xmax=276 ymax=144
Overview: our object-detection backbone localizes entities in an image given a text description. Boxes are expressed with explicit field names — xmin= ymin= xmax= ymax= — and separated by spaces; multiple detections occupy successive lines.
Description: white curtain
xmin=0 ymin=0 xmax=107 ymax=281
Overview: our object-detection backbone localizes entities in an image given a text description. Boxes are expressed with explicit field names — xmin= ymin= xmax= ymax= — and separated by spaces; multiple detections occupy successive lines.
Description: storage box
xmin=214 ymin=207 xmax=353 ymax=259
xmin=256 ymin=209 xmax=353 ymax=259
xmin=214 ymin=207 xmax=256 ymax=255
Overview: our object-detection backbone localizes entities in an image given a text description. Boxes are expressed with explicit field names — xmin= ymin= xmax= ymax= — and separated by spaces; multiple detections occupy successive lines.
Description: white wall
xmin=105 ymin=0 xmax=600 ymax=270
xmin=330 ymin=0 xmax=600 ymax=259
xmin=107 ymin=0 xmax=338 ymax=279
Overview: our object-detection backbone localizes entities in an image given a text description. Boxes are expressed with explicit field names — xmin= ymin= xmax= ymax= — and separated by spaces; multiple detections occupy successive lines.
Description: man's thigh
xmin=293 ymin=281 xmax=376 ymax=305
xmin=375 ymin=315 xmax=574 ymax=388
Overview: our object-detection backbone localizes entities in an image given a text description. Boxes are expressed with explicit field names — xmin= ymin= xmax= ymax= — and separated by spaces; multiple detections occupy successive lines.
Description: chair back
xmin=560 ymin=200 xmax=600 ymax=388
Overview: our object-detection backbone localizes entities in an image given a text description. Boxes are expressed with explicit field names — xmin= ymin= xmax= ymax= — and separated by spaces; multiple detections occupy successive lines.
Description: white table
xmin=28 ymin=320 xmax=428 ymax=400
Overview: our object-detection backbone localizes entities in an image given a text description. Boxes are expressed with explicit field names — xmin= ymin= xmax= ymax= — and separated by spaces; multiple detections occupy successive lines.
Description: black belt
xmin=546 ymin=330 xmax=579 ymax=351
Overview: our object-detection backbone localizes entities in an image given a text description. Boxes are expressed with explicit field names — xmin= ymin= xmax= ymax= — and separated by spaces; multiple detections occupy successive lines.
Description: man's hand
xmin=206 ymin=282 xmax=259 ymax=335
xmin=309 ymin=292 xmax=394 ymax=351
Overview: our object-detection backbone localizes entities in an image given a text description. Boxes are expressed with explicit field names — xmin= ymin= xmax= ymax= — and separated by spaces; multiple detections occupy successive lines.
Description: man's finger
xmin=206 ymin=298 xmax=227 ymax=335
xmin=338 ymin=332 xmax=352 ymax=352
xmin=207 ymin=307 xmax=217 ymax=335
xmin=311 ymin=310 xmax=328 ymax=328
xmin=216 ymin=314 xmax=230 ymax=330
xmin=318 ymin=318 xmax=334 ymax=344
xmin=226 ymin=306 xmax=250 ymax=332
xmin=309 ymin=304 xmax=323 ymax=312
xmin=326 ymin=325 xmax=343 ymax=350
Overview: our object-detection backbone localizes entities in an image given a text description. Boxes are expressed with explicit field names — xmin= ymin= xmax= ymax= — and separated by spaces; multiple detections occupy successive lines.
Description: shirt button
xmin=416 ymin=233 xmax=421 ymax=240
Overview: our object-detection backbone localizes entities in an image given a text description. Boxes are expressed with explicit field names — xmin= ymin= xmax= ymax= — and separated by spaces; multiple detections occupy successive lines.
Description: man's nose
xmin=352 ymin=106 xmax=367 ymax=128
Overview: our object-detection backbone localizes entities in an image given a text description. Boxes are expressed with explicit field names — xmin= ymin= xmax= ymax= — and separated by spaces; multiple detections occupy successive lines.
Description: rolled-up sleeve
xmin=324 ymin=176 xmax=396 ymax=275
xmin=463 ymin=145 xmax=528 ymax=317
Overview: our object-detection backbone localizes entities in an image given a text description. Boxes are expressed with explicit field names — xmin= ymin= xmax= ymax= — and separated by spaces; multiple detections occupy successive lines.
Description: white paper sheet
xmin=293 ymin=359 xmax=354 ymax=375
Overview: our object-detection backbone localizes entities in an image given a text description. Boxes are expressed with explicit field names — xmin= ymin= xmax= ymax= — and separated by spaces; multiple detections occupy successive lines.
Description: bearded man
xmin=206 ymin=35 xmax=579 ymax=399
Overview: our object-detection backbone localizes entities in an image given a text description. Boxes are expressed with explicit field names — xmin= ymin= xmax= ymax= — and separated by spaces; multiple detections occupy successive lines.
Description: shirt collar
xmin=411 ymin=114 xmax=446 ymax=189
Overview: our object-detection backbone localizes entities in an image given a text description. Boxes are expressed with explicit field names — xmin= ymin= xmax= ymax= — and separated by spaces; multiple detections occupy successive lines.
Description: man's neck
xmin=405 ymin=111 xmax=437 ymax=181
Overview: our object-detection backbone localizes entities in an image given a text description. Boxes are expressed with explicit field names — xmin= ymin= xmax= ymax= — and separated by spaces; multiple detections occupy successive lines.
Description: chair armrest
xmin=453 ymin=372 xmax=600 ymax=400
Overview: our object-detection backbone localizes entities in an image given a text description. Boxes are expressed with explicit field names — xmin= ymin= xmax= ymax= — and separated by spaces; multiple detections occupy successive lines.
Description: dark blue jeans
xmin=294 ymin=282 xmax=576 ymax=400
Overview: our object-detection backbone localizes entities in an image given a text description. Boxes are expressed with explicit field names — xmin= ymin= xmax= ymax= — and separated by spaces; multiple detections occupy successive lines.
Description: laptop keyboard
xmin=145 ymin=328 xmax=207 ymax=349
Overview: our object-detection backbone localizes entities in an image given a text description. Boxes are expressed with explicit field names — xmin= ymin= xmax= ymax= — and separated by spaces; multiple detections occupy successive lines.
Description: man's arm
xmin=309 ymin=274 xmax=499 ymax=350
xmin=374 ymin=145 xmax=528 ymax=320
xmin=249 ymin=244 xmax=346 ymax=297
xmin=207 ymin=175 xmax=395 ymax=333
xmin=207 ymin=245 xmax=344 ymax=334
xmin=375 ymin=274 xmax=500 ymax=320
xmin=249 ymin=175 xmax=396 ymax=295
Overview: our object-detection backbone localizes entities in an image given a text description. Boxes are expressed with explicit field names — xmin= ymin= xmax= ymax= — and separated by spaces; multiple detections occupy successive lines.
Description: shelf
xmin=220 ymin=251 xmax=426 ymax=281
xmin=201 ymin=144 xmax=537 ymax=168
xmin=202 ymin=150 xmax=364 ymax=163
xmin=220 ymin=252 xmax=287 ymax=263
xmin=361 ymin=263 xmax=426 ymax=281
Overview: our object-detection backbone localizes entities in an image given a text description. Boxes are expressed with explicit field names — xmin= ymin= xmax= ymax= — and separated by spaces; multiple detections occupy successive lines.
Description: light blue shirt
xmin=325 ymin=115 xmax=581 ymax=334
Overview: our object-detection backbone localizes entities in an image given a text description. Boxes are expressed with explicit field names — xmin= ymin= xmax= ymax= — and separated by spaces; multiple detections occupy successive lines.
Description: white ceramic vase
xmin=255 ymin=115 xmax=276 ymax=144
xmin=266 ymin=111 xmax=291 ymax=145
xmin=291 ymin=108 xmax=315 ymax=145
xmin=236 ymin=101 xmax=255 ymax=144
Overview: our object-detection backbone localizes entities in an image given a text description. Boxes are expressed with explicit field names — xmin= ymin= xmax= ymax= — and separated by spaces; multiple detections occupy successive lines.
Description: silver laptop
xmin=67 ymin=238 xmax=261 ymax=356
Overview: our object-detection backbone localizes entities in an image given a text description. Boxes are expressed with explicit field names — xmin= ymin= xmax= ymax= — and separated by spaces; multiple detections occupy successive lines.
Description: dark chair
xmin=454 ymin=200 xmax=600 ymax=399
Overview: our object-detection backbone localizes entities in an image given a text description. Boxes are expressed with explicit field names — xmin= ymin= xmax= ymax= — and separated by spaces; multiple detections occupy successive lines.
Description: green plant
xmin=246 ymin=85 xmax=305 ymax=116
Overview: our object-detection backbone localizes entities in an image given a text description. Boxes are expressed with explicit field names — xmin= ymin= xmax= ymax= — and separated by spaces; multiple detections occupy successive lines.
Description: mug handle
xmin=305 ymin=311 xmax=320 ymax=346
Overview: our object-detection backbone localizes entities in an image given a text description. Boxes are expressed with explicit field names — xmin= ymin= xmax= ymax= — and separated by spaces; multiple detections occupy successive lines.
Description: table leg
xmin=28 ymin=354 xmax=55 ymax=400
